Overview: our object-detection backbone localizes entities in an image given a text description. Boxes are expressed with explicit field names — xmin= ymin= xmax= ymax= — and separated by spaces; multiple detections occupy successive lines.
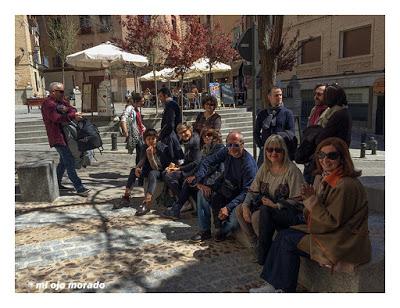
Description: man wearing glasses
xmin=41 ymin=82 xmax=90 ymax=197
xmin=187 ymin=131 xmax=257 ymax=242
xmin=254 ymin=87 xmax=295 ymax=167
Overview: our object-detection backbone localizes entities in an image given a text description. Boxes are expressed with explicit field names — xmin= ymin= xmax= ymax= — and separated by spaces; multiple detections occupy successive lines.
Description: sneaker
xmin=190 ymin=230 xmax=211 ymax=242
xmin=135 ymin=203 xmax=150 ymax=216
xmin=249 ymin=283 xmax=277 ymax=293
xmin=214 ymin=231 xmax=227 ymax=242
xmin=76 ymin=188 xmax=90 ymax=197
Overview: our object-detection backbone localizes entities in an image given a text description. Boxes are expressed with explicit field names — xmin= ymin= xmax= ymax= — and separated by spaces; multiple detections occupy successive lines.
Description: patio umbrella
xmin=66 ymin=41 xmax=148 ymax=115
xmin=190 ymin=57 xmax=231 ymax=74
xmin=66 ymin=41 xmax=148 ymax=69
xmin=188 ymin=57 xmax=231 ymax=89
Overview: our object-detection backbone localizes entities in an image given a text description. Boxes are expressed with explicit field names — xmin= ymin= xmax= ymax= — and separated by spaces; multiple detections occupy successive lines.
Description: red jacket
xmin=41 ymin=97 xmax=77 ymax=147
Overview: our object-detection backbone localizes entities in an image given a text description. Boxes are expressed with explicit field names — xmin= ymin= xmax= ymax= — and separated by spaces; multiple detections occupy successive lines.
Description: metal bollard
xmin=111 ymin=133 xmax=118 ymax=151
xmin=369 ymin=137 xmax=378 ymax=155
xmin=360 ymin=143 xmax=366 ymax=158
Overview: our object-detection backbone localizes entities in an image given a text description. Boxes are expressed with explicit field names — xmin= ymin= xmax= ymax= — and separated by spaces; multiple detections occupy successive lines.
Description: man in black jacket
xmin=254 ymin=87 xmax=295 ymax=167
xmin=157 ymin=87 xmax=184 ymax=162
xmin=163 ymin=123 xmax=202 ymax=204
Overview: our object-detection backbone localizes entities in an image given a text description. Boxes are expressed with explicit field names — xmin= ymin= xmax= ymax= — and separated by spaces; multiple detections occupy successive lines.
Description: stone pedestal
xmin=17 ymin=160 xmax=59 ymax=202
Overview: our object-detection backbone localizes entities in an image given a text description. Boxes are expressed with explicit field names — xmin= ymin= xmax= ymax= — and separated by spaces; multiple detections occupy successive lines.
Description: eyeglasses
xmin=266 ymin=147 xmax=284 ymax=154
xmin=317 ymin=151 xmax=340 ymax=160
xmin=226 ymin=143 xmax=241 ymax=149
xmin=55 ymin=90 xmax=65 ymax=94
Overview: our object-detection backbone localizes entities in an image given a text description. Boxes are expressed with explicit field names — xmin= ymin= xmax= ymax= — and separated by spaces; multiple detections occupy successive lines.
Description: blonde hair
xmin=262 ymin=134 xmax=291 ymax=172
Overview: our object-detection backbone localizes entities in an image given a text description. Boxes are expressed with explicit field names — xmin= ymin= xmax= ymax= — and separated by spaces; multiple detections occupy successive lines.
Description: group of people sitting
xmin=115 ymin=85 xmax=371 ymax=293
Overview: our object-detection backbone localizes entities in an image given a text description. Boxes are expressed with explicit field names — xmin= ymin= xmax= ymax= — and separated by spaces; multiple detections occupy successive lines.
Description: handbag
xmin=219 ymin=178 xmax=239 ymax=200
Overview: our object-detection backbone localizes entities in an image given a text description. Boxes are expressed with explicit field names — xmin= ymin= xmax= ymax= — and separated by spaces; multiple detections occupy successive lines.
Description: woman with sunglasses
xmin=236 ymin=134 xmax=304 ymax=263
xmin=193 ymin=95 xmax=222 ymax=137
xmin=161 ymin=128 xmax=224 ymax=219
xmin=250 ymin=137 xmax=371 ymax=293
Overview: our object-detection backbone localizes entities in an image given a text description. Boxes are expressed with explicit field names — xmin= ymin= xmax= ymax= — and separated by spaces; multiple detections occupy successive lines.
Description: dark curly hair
xmin=324 ymin=83 xmax=348 ymax=107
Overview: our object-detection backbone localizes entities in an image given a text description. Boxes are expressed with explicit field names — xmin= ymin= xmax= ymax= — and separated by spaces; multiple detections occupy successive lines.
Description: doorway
xmin=375 ymin=95 xmax=384 ymax=135
xmin=89 ymin=75 xmax=105 ymax=112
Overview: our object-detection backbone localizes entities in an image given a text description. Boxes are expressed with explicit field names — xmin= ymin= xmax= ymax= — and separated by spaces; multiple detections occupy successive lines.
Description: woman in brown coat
xmin=250 ymin=137 xmax=371 ymax=293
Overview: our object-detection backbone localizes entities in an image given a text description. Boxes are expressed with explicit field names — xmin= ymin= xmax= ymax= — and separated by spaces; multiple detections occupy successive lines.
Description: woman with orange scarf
xmin=250 ymin=137 xmax=371 ymax=293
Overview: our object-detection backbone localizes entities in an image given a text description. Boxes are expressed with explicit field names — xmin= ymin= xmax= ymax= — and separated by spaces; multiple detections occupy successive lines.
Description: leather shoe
xmin=214 ymin=231 xmax=227 ymax=242
xmin=135 ymin=203 xmax=150 ymax=216
xmin=190 ymin=230 xmax=211 ymax=242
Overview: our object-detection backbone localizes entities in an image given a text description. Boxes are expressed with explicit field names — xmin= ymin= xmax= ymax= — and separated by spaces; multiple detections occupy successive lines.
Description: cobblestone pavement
xmin=15 ymin=151 xmax=266 ymax=293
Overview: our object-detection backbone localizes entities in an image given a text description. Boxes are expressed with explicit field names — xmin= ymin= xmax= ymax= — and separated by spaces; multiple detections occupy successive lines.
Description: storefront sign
xmin=373 ymin=77 xmax=385 ymax=95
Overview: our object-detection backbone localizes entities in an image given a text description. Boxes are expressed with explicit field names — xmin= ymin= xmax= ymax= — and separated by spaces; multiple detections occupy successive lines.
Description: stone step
xmin=15 ymin=130 xmax=48 ymax=139
xmin=15 ymin=124 xmax=45 ymax=132
xmin=15 ymin=136 xmax=49 ymax=144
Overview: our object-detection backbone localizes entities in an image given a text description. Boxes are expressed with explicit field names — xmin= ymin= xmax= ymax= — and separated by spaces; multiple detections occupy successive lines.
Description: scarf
xmin=317 ymin=105 xmax=345 ymax=128
xmin=308 ymin=104 xmax=328 ymax=126
xmin=322 ymin=167 xmax=344 ymax=188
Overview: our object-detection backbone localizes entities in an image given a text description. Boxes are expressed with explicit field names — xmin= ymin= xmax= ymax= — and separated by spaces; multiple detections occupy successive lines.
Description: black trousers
xmin=257 ymin=205 xmax=305 ymax=265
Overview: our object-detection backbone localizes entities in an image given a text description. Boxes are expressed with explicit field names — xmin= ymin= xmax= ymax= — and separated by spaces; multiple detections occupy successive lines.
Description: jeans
xmin=55 ymin=145 xmax=84 ymax=192
xmin=260 ymin=228 xmax=309 ymax=292
xmin=196 ymin=191 xmax=239 ymax=235
xmin=126 ymin=168 xmax=137 ymax=189
xmin=164 ymin=171 xmax=184 ymax=196
xmin=257 ymin=205 xmax=306 ymax=265
xmin=146 ymin=170 xmax=162 ymax=195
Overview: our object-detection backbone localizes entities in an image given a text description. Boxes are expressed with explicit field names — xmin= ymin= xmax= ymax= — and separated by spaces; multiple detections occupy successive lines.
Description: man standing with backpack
xmin=41 ymin=82 xmax=90 ymax=197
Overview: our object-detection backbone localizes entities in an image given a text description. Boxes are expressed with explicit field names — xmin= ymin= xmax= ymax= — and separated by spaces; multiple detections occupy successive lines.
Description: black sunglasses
xmin=317 ymin=151 xmax=340 ymax=160
xmin=226 ymin=143 xmax=241 ymax=149
xmin=54 ymin=90 xmax=65 ymax=94
xmin=266 ymin=147 xmax=284 ymax=154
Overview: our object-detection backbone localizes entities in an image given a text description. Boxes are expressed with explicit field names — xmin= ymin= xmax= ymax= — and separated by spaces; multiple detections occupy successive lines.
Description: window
xmin=99 ymin=15 xmax=112 ymax=32
xmin=171 ymin=15 xmax=177 ymax=34
xmin=341 ymin=25 xmax=371 ymax=58
xmin=282 ymin=86 xmax=293 ymax=98
xmin=299 ymin=36 xmax=321 ymax=64
xmin=79 ymin=15 xmax=92 ymax=34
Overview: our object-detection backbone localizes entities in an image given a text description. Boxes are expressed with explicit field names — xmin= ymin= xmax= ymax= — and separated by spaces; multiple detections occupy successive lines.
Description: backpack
xmin=62 ymin=122 xmax=96 ymax=169
xmin=70 ymin=118 xmax=103 ymax=153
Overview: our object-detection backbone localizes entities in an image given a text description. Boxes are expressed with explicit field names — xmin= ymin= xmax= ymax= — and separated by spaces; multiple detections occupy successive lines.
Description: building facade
xmin=278 ymin=15 xmax=385 ymax=135
xmin=15 ymin=15 xmax=47 ymax=104
xmin=37 ymin=15 xmax=181 ymax=109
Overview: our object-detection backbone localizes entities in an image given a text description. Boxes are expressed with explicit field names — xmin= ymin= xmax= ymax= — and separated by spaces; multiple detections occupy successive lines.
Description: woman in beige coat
xmin=250 ymin=137 xmax=371 ymax=293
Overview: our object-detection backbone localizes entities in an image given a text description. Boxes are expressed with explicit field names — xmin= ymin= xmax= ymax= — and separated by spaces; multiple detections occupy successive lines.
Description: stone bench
xmin=16 ymin=160 xmax=59 ymax=202
xmin=233 ymin=211 xmax=384 ymax=293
